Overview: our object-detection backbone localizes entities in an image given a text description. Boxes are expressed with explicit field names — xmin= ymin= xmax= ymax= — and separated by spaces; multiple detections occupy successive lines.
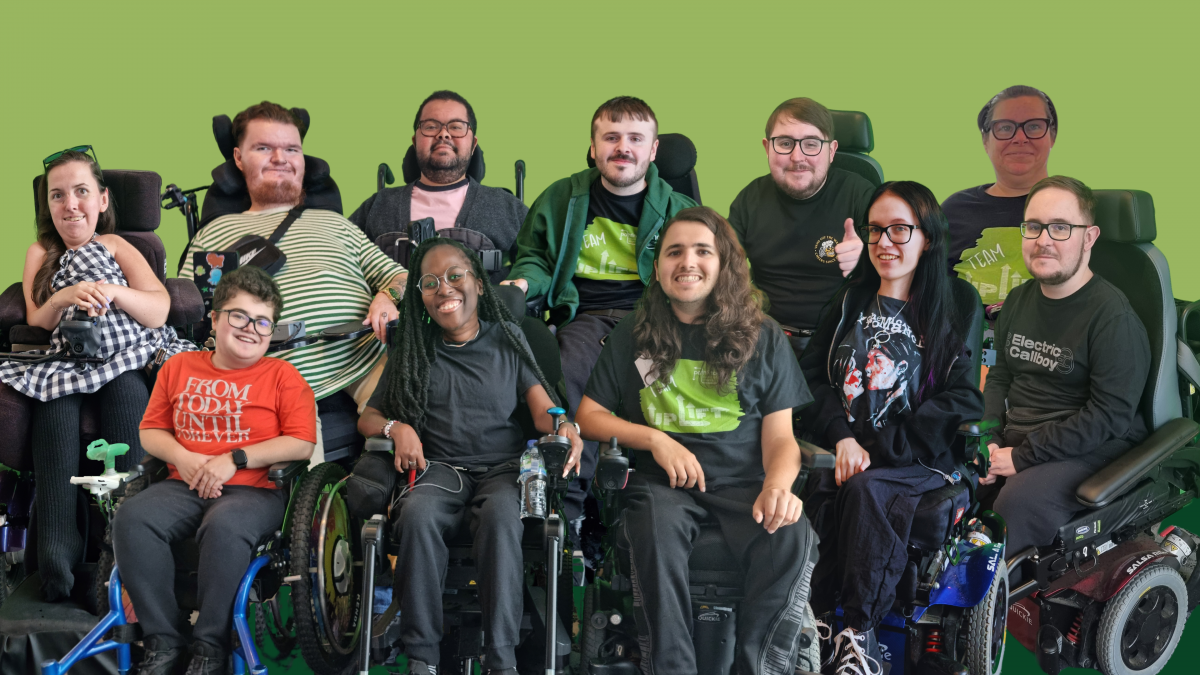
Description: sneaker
xmin=184 ymin=640 xmax=228 ymax=675
xmin=827 ymin=627 xmax=882 ymax=675
xmin=409 ymin=659 xmax=438 ymax=675
xmin=137 ymin=635 xmax=187 ymax=675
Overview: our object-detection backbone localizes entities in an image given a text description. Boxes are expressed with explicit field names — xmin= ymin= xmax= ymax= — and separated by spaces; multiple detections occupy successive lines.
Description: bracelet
xmin=382 ymin=420 xmax=396 ymax=439
xmin=48 ymin=295 xmax=63 ymax=314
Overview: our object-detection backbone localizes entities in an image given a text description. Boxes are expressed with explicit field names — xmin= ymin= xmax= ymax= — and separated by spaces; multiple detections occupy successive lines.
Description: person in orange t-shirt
xmin=113 ymin=266 xmax=316 ymax=675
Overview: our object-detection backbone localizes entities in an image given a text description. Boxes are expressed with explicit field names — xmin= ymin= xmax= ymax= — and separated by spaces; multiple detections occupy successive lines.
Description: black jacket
xmin=799 ymin=279 xmax=985 ymax=476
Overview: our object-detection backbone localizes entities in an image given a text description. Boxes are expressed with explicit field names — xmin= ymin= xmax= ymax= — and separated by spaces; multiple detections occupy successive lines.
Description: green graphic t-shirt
xmin=585 ymin=315 xmax=812 ymax=488
xmin=953 ymin=227 xmax=1032 ymax=305
xmin=573 ymin=179 xmax=647 ymax=311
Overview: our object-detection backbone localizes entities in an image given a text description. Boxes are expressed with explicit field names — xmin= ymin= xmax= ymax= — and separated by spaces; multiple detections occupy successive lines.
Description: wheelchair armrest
xmin=136 ymin=456 xmax=171 ymax=483
xmin=9 ymin=325 xmax=51 ymax=349
xmin=165 ymin=278 xmax=205 ymax=328
xmin=1076 ymin=417 xmax=1200 ymax=508
xmin=364 ymin=436 xmax=393 ymax=454
xmin=957 ymin=419 xmax=1000 ymax=437
xmin=799 ymin=440 xmax=835 ymax=470
xmin=0 ymin=282 xmax=26 ymax=345
xmin=268 ymin=459 xmax=309 ymax=489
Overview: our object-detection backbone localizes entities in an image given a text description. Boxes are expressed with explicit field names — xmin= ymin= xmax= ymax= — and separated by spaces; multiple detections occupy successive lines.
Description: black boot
xmin=184 ymin=640 xmax=228 ymax=675
xmin=137 ymin=634 xmax=187 ymax=675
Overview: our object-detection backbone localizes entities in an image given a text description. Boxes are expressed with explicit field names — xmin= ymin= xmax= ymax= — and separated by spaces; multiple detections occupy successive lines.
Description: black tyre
xmin=289 ymin=462 xmax=361 ymax=675
xmin=964 ymin=558 xmax=1007 ymax=675
xmin=1096 ymin=564 xmax=1187 ymax=675
xmin=581 ymin=584 xmax=603 ymax=672
xmin=253 ymin=595 xmax=297 ymax=657
xmin=94 ymin=473 xmax=149 ymax=617
xmin=0 ymin=555 xmax=23 ymax=608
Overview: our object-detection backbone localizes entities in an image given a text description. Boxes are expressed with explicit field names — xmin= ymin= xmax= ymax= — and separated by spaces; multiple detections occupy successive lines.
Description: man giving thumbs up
xmin=728 ymin=97 xmax=875 ymax=357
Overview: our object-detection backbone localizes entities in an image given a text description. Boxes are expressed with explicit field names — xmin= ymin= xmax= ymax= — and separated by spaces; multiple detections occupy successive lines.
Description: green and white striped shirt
xmin=183 ymin=208 xmax=405 ymax=400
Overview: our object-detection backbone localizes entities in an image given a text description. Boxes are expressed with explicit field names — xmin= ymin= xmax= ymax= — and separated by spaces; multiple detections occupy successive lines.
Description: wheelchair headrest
xmin=31 ymin=169 xmax=163 ymax=232
xmin=200 ymin=155 xmax=342 ymax=228
xmin=584 ymin=132 xmax=699 ymax=180
xmin=1094 ymin=189 xmax=1156 ymax=244
xmin=212 ymin=110 xmax=310 ymax=162
xmin=830 ymin=110 xmax=873 ymax=154
xmin=401 ymin=144 xmax=486 ymax=185
xmin=495 ymin=282 xmax=526 ymax=319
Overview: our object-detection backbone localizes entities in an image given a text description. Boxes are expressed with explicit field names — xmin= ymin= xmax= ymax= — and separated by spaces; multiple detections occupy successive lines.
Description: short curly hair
xmin=212 ymin=266 xmax=284 ymax=322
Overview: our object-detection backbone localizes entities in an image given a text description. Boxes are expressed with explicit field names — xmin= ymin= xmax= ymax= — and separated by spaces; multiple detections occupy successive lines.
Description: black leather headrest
xmin=199 ymin=155 xmax=342 ymax=228
xmin=31 ymin=169 xmax=163 ymax=232
xmin=830 ymin=110 xmax=873 ymax=154
xmin=1094 ymin=189 xmax=1156 ymax=244
xmin=584 ymin=132 xmax=698 ymax=179
xmin=401 ymin=144 xmax=486 ymax=185
xmin=213 ymin=108 xmax=310 ymax=162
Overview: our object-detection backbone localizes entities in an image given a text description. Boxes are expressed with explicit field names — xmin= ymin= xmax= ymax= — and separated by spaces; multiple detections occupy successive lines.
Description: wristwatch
xmin=382 ymin=287 xmax=402 ymax=303
xmin=231 ymin=449 xmax=248 ymax=470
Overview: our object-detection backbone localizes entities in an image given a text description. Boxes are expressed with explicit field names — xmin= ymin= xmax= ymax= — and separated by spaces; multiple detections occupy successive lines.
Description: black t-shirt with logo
xmin=983 ymin=276 xmax=1151 ymax=470
xmin=728 ymin=168 xmax=875 ymax=331
xmin=585 ymin=315 xmax=811 ymax=488
xmin=941 ymin=184 xmax=1027 ymax=270
xmin=573 ymin=179 xmax=647 ymax=312
xmin=834 ymin=295 xmax=924 ymax=438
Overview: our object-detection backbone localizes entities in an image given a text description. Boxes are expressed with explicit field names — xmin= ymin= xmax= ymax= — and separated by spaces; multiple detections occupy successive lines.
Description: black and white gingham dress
xmin=0 ymin=240 xmax=195 ymax=402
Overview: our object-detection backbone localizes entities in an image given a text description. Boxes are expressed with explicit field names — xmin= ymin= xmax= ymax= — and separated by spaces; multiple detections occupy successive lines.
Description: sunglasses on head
xmin=43 ymin=145 xmax=100 ymax=171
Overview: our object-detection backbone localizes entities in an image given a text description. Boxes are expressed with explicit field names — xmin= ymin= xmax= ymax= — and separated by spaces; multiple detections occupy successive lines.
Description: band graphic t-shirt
xmin=140 ymin=351 xmax=318 ymax=489
xmin=573 ymin=179 xmax=646 ymax=311
xmin=585 ymin=316 xmax=811 ymax=488
xmin=834 ymin=296 xmax=923 ymax=435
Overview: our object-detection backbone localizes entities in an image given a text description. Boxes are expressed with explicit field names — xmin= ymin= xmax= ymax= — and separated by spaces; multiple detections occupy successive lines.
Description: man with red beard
xmin=183 ymin=102 xmax=407 ymax=460
xmin=503 ymin=96 xmax=695 ymax=522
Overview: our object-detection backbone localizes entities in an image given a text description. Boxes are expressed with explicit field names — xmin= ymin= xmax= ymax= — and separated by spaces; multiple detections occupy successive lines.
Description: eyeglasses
xmin=769 ymin=136 xmax=831 ymax=156
xmin=416 ymin=119 xmax=472 ymax=138
xmin=418 ymin=265 xmax=474 ymax=295
xmin=1019 ymin=221 xmax=1089 ymax=241
xmin=861 ymin=224 xmax=917 ymax=245
xmin=212 ymin=309 xmax=276 ymax=336
xmin=987 ymin=118 xmax=1052 ymax=141
xmin=43 ymin=145 xmax=100 ymax=170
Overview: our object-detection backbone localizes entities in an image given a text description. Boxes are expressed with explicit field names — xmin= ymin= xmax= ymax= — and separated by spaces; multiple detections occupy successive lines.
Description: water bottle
xmin=519 ymin=440 xmax=547 ymax=520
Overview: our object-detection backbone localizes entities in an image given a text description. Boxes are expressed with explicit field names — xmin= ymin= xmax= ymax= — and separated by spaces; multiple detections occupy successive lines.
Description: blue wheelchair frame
xmin=39 ymin=556 xmax=272 ymax=675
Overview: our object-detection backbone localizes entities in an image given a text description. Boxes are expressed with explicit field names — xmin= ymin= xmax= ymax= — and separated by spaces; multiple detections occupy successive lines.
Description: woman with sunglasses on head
xmin=0 ymin=148 xmax=194 ymax=601
xmin=798 ymin=181 xmax=984 ymax=675
xmin=356 ymin=238 xmax=582 ymax=675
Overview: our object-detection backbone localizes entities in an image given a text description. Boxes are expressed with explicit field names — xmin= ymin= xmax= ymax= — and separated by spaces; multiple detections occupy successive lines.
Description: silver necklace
xmin=871 ymin=294 xmax=909 ymax=350
xmin=442 ymin=326 xmax=481 ymax=348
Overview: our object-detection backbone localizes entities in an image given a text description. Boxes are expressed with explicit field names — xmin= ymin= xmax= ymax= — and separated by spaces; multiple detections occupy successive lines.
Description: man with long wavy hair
xmin=577 ymin=206 xmax=818 ymax=675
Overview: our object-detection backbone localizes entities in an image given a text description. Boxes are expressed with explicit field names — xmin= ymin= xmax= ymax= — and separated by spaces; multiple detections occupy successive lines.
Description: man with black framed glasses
xmin=976 ymin=175 xmax=1150 ymax=555
xmin=727 ymin=97 xmax=874 ymax=358
xmin=350 ymin=90 xmax=528 ymax=282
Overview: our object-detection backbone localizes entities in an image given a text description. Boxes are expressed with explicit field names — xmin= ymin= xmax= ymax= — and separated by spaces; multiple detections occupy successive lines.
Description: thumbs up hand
xmin=833 ymin=218 xmax=863 ymax=278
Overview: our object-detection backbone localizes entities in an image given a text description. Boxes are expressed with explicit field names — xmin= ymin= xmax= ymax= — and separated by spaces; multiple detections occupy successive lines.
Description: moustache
xmin=608 ymin=153 xmax=635 ymax=163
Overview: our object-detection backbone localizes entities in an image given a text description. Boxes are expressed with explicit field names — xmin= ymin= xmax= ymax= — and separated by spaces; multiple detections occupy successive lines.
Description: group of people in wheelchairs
xmin=1 ymin=84 xmax=1198 ymax=675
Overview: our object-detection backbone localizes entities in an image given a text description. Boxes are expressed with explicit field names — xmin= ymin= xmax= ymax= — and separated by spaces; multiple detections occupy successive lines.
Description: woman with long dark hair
xmin=799 ymin=182 xmax=984 ymax=675
xmin=0 ymin=149 xmax=193 ymax=600
xmin=356 ymin=237 xmax=581 ymax=675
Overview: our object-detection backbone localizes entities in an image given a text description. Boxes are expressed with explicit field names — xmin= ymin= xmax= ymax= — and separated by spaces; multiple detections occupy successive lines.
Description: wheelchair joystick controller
xmin=538 ymin=407 xmax=574 ymax=490
xmin=596 ymin=437 xmax=630 ymax=491
xmin=70 ymin=439 xmax=134 ymax=501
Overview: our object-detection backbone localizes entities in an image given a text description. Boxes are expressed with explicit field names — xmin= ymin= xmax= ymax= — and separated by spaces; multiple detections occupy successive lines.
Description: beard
xmin=418 ymin=141 xmax=472 ymax=184
xmin=599 ymin=153 xmax=649 ymax=188
xmin=1028 ymin=243 xmax=1084 ymax=285
xmin=775 ymin=163 xmax=829 ymax=200
xmin=247 ymin=174 xmax=304 ymax=208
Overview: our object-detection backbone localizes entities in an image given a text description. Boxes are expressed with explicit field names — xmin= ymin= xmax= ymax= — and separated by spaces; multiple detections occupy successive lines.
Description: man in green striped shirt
xmin=182 ymin=102 xmax=407 ymax=413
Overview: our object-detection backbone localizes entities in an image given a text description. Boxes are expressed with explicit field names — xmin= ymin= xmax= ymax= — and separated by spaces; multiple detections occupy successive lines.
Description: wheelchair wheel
xmin=581 ymin=585 xmax=602 ymax=671
xmin=1096 ymin=564 xmax=1187 ymax=675
xmin=94 ymin=472 xmax=151 ymax=617
xmin=253 ymin=595 xmax=297 ymax=657
xmin=289 ymin=462 xmax=362 ymax=675
xmin=964 ymin=558 xmax=1007 ymax=675
xmin=0 ymin=555 xmax=23 ymax=607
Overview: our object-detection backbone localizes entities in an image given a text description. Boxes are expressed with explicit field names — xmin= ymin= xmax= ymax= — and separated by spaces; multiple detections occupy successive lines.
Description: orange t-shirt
xmin=140 ymin=351 xmax=317 ymax=489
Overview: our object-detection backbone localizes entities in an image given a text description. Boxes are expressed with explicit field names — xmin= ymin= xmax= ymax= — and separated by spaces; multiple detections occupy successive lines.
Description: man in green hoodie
xmin=503 ymin=96 xmax=695 ymax=515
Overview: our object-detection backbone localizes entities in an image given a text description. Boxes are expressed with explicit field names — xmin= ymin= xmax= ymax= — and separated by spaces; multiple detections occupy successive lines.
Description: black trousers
xmin=622 ymin=474 xmax=819 ymax=675
xmin=32 ymin=369 xmax=148 ymax=600
xmin=112 ymin=478 xmax=287 ymax=651
xmin=392 ymin=464 xmax=523 ymax=670
xmin=804 ymin=465 xmax=945 ymax=631
xmin=984 ymin=456 xmax=1098 ymax=554
xmin=557 ymin=313 xmax=622 ymax=523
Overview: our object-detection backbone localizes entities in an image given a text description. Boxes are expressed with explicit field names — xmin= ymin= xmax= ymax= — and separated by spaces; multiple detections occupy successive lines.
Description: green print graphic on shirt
xmin=639 ymin=359 xmax=744 ymax=433
xmin=575 ymin=217 xmax=640 ymax=280
xmin=954 ymin=227 xmax=1031 ymax=305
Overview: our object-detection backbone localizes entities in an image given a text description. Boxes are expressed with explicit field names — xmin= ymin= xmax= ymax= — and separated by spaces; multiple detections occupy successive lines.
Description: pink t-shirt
xmin=412 ymin=179 xmax=469 ymax=231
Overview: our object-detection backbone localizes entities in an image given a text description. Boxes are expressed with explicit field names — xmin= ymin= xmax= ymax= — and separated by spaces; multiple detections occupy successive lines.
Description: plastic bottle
xmin=519 ymin=440 xmax=547 ymax=520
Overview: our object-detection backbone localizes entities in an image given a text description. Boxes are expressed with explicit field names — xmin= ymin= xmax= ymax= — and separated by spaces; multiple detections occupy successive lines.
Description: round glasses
xmin=212 ymin=309 xmax=275 ymax=336
xmin=418 ymin=266 xmax=474 ymax=295
xmin=769 ymin=136 xmax=831 ymax=156
xmin=417 ymin=120 xmax=471 ymax=138
xmin=988 ymin=118 xmax=1052 ymax=141
xmin=861 ymin=224 xmax=917 ymax=245
xmin=1019 ymin=221 xmax=1088 ymax=241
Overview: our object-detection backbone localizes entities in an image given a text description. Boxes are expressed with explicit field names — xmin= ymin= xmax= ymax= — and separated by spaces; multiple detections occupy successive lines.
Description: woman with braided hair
xmin=357 ymin=237 xmax=582 ymax=675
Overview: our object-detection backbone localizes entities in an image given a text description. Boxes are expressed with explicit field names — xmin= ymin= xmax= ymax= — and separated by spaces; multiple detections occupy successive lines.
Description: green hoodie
xmin=507 ymin=164 xmax=696 ymax=323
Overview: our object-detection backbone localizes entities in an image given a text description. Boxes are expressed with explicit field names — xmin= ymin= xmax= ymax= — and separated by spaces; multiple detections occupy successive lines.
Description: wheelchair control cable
xmin=390 ymin=460 xmax=465 ymax=511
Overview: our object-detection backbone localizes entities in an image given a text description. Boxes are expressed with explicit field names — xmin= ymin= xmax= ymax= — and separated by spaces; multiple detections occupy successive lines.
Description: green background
xmin=2 ymin=1 xmax=1197 ymax=672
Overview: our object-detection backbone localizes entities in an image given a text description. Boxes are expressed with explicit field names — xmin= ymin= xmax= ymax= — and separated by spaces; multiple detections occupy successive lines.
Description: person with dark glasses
xmin=943 ymin=85 xmax=1060 ymax=269
xmin=0 ymin=146 xmax=194 ymax=601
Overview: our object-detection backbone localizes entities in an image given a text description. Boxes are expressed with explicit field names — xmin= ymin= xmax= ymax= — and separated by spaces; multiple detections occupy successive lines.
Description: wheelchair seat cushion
xmin=907 ymin=482 xmax=969 ymax=551
xmin=687 ymin=523 xmax=740 ymax=572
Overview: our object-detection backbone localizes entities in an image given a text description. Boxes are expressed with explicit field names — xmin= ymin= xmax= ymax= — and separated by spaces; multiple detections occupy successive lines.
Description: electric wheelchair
xmin=0 ymin=168 xmax=206 ymax=617
xmin=345 ymin=284 xmax=577 ymax=674
xmin=964 ymin=190 xmax=1200 ymax=675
